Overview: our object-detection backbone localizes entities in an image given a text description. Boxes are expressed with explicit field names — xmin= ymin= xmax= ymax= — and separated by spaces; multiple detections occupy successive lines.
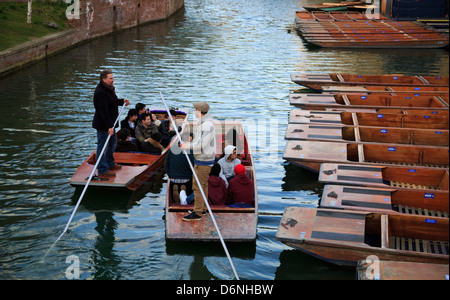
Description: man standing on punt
xmin=181 ymin=101 xmax=216 ymax=221
xmin=92 ymin=70 xmax=130 ymax=177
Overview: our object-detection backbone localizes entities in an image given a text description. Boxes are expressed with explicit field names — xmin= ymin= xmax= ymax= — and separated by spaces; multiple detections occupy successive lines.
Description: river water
xmin=0 ymin=0 xmax=448 ymax=280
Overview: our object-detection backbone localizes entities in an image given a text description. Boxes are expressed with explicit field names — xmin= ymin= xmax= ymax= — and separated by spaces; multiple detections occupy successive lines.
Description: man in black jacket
xmin=92 ymin=70 xmax=129 ymax=177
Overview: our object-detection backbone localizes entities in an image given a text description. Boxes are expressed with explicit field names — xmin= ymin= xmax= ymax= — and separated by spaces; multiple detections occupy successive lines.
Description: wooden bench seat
xmin=168 ymin=204 xmax=255 ymax=213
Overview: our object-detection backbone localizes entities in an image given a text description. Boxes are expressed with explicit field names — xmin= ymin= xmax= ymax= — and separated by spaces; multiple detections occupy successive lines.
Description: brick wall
xmin=0 ymin=0 xmax=184 ymax=76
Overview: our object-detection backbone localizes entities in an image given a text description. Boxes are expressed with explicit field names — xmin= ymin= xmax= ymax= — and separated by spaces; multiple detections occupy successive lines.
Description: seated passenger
xmin=120 ymin=109 xmax=138 ymax=139
xmin=165 ymin=132 xmax=194 ymax=204
xmin=208 ymin=163 xmax=227 ymax=205
xmin=140 ymin=132 xmax=164 ymax=154
xmin=135 ymin=113 xmax=160 ymax=151
xmin=226 ymin=164 xmax=254 ymax=207
xmin=218 ymin=145 xmax=241 ymax=185
xmin=115 ymin=128 xmax=138 ymax=152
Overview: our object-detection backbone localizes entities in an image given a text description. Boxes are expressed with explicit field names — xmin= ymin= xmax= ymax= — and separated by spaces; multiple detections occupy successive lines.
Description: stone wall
xmin=0 ymin=0 xmax=184 ymax=76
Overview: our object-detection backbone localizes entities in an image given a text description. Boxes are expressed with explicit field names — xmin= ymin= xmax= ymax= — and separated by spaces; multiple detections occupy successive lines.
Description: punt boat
xmin=69 ymin=108 xmax=189 ymax=191
xmin=294 ymin=12 xmax=449 ymax=48
xmin=320 ymin=184 xmax=448 ymax=217
xmin=288 ymin=109 xmax=450 ymax=129
xmin=357 ymin=260 xmax=449 ymax=280
xmin=283 ymin=140 xmax=449 ymax=173
xmin=165 ymin=120 xmax=258 ymax=242
xmin=290 ymin=74 xmax=449 ymax=91
xmin=276 ymin=207 xmax=449 ymax=266
xmin=318 ymin=163 xmax=449 ymax=191
xmin=285 ymin=123 xmax=449 ymax=146
xmin=321 ymin=85 xmax=449 ymax=97
xmin=289 ymin=94 xmax=449 ymax=111
xmin=302 ymin=1 xmax=365 ymax=12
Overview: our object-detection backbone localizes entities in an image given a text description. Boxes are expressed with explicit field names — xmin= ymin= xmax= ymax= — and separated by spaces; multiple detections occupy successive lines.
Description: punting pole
xmin=159 ymin=92 xmax=240 ymax=280
xmin=43 ymin=102 xmax=127 ymax=260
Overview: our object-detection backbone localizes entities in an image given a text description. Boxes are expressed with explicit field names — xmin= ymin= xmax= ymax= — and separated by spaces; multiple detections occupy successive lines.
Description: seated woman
xmin=226 ymin=164 xmax=254 ymax=207
xmin=207 ymin=163 xmax=227 ymax=205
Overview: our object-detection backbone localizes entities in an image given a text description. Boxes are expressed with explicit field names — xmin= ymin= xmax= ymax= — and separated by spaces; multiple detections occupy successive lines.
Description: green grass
xmin=0 ymin=0 xmax=72 ymax=51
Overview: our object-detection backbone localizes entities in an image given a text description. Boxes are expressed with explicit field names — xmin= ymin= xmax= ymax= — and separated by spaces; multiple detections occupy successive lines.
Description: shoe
xmin=180 ymin=190 xmax=187 ymax=205
xmin=182 ymin=212 xmax=202 ymax=221
xmin=98 ymin=170 xmax=116 ymax=177
xmin=109 ymin=164 xmax=122 ymax=170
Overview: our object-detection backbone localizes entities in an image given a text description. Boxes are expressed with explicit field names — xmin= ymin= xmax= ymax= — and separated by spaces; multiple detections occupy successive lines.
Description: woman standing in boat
xmin=92 ymin=70 xmax=129 ymax=177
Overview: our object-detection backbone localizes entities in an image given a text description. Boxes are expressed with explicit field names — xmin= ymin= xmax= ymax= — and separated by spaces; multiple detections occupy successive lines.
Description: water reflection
xmin=0 ymin=0 xmax=448 ymax=280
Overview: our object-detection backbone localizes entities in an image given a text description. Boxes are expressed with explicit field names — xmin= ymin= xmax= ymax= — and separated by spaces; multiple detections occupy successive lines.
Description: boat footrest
xmin=390 ymin=236 xmax=449 ymax=255
xmin=389 ymin=181 xmax=438 ymax=190
xmin=392 ymin=205 xmax=449 ymax=218
xmin=168 ymin=204 xmax=255 ymax=213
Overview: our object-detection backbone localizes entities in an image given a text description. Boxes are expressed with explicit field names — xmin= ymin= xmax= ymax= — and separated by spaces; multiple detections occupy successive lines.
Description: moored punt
xmin=321 ymin=85 xmax=449 ymax=97
xmin=289 ymin=93 xmax=449 ymax=111
xmin=283 ymin=140 xmax=449 ymax=173
xmin=285 ymin=123 xmax=449 ymax=146
xmin=302 ymin=2 xmax=365 ymax=12
xmin=290 ymin=74 xmax=449 ymax=91
xmin=319 ymin=163 xmax=449 ymax=191
xmin=69 ymin=109 xmax=189 ymax=191
xmin=357 ymin=260 xmax=450 ymax=280
xmin=320 ymin=184 xmax=449 ymax=217
xmin=294 ymin=12 xmax=449 ymax=48
xmin=165 ymin=120 xmax=258 ymax=242
xmin=276 ymin=207 xmax=449 ymax=266
xmin=288 ymin=109 xmax=450 ymax=129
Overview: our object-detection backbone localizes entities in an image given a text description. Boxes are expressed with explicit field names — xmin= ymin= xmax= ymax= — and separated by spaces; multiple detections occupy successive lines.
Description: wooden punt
xmin=357 ymin=260 xmax=449 ymax=280
xmin=276 ymin=207 xmax=449 ymax=266
xmin=320 ymin=184 xmax=449 ymax=217
xmin=290 ymin=74 xmax=449 ymax=91
xmin=302 ymin=2 xmax=365 ymax=12
xmin=318 ymin=163 xmax=449 ymax=191
xmin=288 ymin=109 xmax=450 ymax=130
xmin=165 ymin=120 xmax=258 ymax=242
xmin=285 ymin=123 xmax=449 ymax=146
xmin=295 ymin=14 xmax=449 ymax=48
xmin=283 ymin=140 xmax=449 ymax=173
xmin=69 ymin=109 xmax=189 ymax=191
xmin=289 ymin=94 xmax=449 ymax=111
xmin=322 ymin=85 xmax=449 ymax=97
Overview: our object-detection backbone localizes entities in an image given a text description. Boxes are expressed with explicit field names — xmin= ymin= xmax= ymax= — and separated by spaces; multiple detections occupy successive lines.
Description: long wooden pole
xmin=159 ymin=92 xmax=240 ymax=280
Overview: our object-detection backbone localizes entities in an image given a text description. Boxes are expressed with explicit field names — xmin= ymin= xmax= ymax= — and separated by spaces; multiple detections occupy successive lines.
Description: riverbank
xmin=0 ymin=0 xmax=184 ymax=77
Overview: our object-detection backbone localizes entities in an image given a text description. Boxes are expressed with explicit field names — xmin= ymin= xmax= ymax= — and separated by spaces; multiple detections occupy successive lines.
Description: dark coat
xmin=165 ymin=144 xmax=194 ymax=180
xmin=208 ymin=176 xmax=227 ymax=205
xmin=226 ymin=174 xmax=254 ymax=206
xmin=92 ymin=82 xmax=124 ymax=131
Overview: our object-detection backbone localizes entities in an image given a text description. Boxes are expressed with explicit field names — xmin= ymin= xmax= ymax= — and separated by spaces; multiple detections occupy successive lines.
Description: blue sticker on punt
xmin=388 ymin=147 xmax=396 ymax=151
xmin=425 ymin=219 xmax=437 ymax=224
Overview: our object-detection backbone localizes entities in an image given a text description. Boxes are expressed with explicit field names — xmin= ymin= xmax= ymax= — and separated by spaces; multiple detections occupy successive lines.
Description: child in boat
xmin=115 ymin=128 xmax=138 ymax=152
xmin=207 ymin=163 xmax=227 ymax=205
xmin=226 ymin=164 xmax=254 ymax=207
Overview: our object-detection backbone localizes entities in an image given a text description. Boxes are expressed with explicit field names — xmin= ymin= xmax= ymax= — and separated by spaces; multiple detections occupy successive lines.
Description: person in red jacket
xmin=208 ymin=163 xmax=227 ymax=205
xmin=226 ymin=164 xmax=254 ymax=207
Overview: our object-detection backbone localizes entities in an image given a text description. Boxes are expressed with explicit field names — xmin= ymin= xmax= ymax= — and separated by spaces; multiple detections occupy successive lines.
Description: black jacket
xmin=92 ymin=82 xmax=125 ymax=131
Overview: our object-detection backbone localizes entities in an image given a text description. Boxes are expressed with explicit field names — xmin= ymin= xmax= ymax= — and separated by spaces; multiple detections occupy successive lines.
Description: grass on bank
xmin=0 ymin=0 xmax=72 ymax=52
